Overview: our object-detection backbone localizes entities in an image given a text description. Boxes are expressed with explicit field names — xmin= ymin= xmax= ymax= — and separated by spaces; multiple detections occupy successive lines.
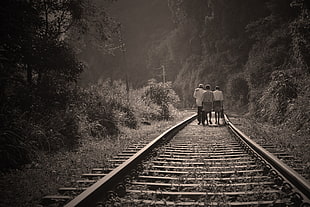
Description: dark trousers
xmin=201 ymin=110 xmax=206 ymax=124
xmin=197 ymin=106 xmax=203 ymax=123
xmin=202 ymin=111 xmax=211 ymax=124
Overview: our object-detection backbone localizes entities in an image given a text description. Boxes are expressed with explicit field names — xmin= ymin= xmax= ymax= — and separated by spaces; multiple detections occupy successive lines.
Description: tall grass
xmin=0 ymin=79 xmax=180 ymax=170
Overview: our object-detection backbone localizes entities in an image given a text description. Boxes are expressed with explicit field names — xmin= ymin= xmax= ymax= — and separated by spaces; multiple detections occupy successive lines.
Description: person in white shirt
xmin=193 ymin=84 xmax=205 ymax=125
xmin=213 ymin=86 xmax=224 ymax=125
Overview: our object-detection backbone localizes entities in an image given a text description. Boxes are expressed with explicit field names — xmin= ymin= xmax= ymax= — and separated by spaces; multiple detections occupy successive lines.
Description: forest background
xmin=0 ymin=0 xmax=309 ymax=170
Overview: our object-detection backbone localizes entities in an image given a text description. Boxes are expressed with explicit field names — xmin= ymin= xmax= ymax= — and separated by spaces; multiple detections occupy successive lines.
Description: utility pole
xmin=162 ymin=65 xmax=166 ymax=84
xmin=155 ymin=65 xmax=166 ymax=84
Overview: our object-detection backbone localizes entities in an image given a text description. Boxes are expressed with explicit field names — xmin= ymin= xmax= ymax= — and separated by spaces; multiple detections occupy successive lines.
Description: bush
xmin=0 ymin=129 xmax=32 ymax=169
xmin=0 ymin=84 xmax=80 ymax=170
xmin=226 ymin=74 xmax=249 ymax=113
xmin=141 ymin=81 xmax=180 ymax=120
xmin=0 ymin=78 xmax=181 ymax=170
xmin=257 ymin=69 xmax=299 ymax=123
xmin=77 ymin=80 xmax=139 ymax=140
xmin=284 ymin=74 xmax=310 ymax=133
xmin=129 ymin=88 xmax=162 ymax=121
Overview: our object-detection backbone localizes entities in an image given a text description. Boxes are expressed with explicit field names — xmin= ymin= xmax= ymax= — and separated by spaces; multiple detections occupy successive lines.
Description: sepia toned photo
xmin=0 ymin=0 xmax=309 ymax=206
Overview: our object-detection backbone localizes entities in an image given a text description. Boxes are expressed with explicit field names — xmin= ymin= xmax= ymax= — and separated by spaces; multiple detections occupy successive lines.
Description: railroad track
xmin=43 ymin=114 xmax=310 ymax=206
xmin=228 ymin=115 xmax=310 ymax=182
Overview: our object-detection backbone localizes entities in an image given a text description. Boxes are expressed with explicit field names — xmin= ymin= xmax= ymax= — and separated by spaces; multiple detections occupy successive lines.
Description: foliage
xmin=142 ymin=81 xmax=180 ymax=120
xmin=155 ymin=0 xmax=270 ymax=109
xmin=68 ymin=0 xmax=121 ymax=54
xmin=244 ymin=0 xmax=309 ymax=125
xmin=0 ymin=97 xmax=80 ymax=169
xmin=285 ymin=75 xmax=310 ymax=133
xmin=0 ymin=0 xmax=120 ymax=170
xmin=289 ymin=0 xmax=310 ymax=71
xmin=77 ymin=80 xmax=137 ymax=140
xmin=162 ymin=0 xmax=310 ymax=130
xmin=226 ymin=74 xmax=249 ymax=112
xmin=258 ymin=69 xmax=298 ymax=123
xmin=129 ymin=87 xmax=163 ymax=121
xmin=0 ymin=129 xmax=32 ymax=169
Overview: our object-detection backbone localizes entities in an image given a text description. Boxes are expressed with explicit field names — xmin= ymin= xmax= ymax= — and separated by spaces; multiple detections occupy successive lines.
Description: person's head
xmin=205 ymin=84 xmax=211 ymax=90
xmin=198 ymin=84 xmax=204 ymax=88
xmin=215 ymin=86 xmax=220 ymax=90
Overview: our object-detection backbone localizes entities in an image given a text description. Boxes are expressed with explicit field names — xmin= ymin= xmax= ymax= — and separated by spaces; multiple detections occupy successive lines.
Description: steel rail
xmin=64 ymin=114 xmax=197 ymax=207
xmin=224 ymin=114 xmax=310 ymax=204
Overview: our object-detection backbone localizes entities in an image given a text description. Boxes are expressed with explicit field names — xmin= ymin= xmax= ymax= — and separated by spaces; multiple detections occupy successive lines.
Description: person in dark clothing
xmin=202 ymin=84 xmax=214 ymax=125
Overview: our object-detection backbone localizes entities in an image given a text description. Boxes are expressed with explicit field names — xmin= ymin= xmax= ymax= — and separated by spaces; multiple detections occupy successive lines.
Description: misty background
xmin=79 ymin=0 xmax=174 ymax=87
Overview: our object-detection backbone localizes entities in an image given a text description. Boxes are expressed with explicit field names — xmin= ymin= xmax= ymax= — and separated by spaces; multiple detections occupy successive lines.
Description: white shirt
xmin=213 ymin=90 xmax=224 ymax=101
xmin=193 ymin=88 xmax=205 ymax=106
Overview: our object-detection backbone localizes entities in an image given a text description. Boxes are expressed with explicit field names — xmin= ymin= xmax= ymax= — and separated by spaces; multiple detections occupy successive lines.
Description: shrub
xmin=258 ymin=69 xmax=299 ymax=123
xmin=77 ymin=80 xmax=139 ymax=140
xmin=130 ymin=88 xmax=162 ymax=121
xmin=141 ymin=81 xmax=180 ymax=120
xmin=0 ymin=78 xmax=181 ymax=170
xmin=0 ymin=84 xmax=80 ymax=170
xmin=25 ymin=110 xmax=79 ymax=151
xmin=284 ymin=74 xmax=310 ymax=132
xmin=226 ymin=74 xmax=249 ymax=113
xmin=0 ymin=129 xmax=32 ymax=169
xmin=76 ymin=85 xmax=119 ymax=137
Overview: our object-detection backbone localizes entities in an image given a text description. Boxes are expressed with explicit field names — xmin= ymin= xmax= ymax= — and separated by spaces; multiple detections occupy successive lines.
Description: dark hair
xmin=215 ymin=86 xmax=220 ymax=90
xmin=205 ymin=84 xmax=211 ymax=90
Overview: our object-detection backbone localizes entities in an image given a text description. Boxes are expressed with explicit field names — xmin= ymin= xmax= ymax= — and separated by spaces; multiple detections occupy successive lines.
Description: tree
xmin=0 ymin=0 xmax=120 ymax=169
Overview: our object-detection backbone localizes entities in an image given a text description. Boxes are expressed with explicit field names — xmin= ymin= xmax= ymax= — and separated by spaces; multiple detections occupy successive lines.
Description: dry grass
xmin=0 ymin=111 xmax=194 ymax=207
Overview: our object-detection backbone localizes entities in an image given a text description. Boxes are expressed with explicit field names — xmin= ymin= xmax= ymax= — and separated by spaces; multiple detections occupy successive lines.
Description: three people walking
xmin=193 ymin=84 xmax=224 ymax=126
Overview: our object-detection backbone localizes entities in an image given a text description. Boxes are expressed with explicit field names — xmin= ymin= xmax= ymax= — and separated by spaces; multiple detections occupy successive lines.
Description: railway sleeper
xmin=58 ymin=187 xmax=87 ymax=193
xmin=137 ymin=175 xmax=273 ymax=183
xmin=159 ymin=153 xmax=250 ymax=158
xmin=154 ymin=157 xmax=253 ymax=162
xmin=125 ymin=189 xmax=284 ymax=200
xmin=91 ymin=167 xmax=114 ymax=173
xmin=142 ymin=169 xmax=264 ymax=177
xmin=129 ymin=181 xmax=276 ymax=191
xmin=148 ymin=164 xmax=260 ymax=171
xmin=81 ymin=173 xmax=107 ymax=179
xmin=151 ymin=160 xmax=257 ymax=166
xmin=161 ymin=151 xmax=246 ymax=156
xmin=118 ymin=198 xmax=291 ymax=206
xmin=41 ymin=195 xmax=72 ymax=206
xmin=164 ymin=146 xmax=242 ymax=151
